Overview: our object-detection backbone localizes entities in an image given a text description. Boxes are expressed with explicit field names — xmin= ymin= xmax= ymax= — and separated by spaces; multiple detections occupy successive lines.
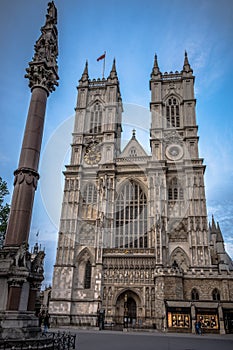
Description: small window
xmin=168 ymin=178 xmax=184 ymax=201
xmin=168 ymin=188 xmax=173 ymax=200
xmin=212 ymin=288 xmax=220 ymax=301
xmin=90 ymin=103 xmax=102 ymax=133
xmin=191 ymin=288 xmax=199 ymax=301
xmin=166 ymin=96 xmax=180 ymax=128
xmin=84 ymin=260 xmax=92 ymax=289
xmin=129 ymin=147 xmax=137 ymax=157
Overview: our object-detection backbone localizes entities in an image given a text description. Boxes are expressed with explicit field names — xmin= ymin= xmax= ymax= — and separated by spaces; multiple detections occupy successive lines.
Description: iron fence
xmin=103 ymin=316 xmax=158 ymax=331
xmin=0 ymin=331 xmax=76 ymax=350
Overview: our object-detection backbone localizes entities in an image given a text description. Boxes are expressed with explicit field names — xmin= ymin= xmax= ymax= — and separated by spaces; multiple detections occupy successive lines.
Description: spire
xmin=80 ymin=60 xmax=89 ymax=82
xmin=182 ymin=51 xmax=193 ymax=74
xmin=211 ymin=214 xmax=217 ymax=231
xmin=151 ymin=53 xmax=161 ymax=78
xmin=216 ymin=222 xmax=224 ymax=243
xmin=109 ymin=58 xmax=118 ymax=79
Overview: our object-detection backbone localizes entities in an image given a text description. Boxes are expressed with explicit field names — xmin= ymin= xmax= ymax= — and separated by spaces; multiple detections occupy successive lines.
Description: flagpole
xmin=102 ymin=51 xmax=106 ymax=79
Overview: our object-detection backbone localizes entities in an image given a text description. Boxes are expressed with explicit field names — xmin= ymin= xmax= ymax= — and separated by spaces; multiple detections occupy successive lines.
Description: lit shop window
xmin=196 ymin=314 xmax=218 ymax=330
xmin=167 ymin=312 xmax=190 ymax=328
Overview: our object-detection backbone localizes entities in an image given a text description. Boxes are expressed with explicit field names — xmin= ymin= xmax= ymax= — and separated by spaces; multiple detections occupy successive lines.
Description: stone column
xmin=5 ymin=88 xmax=47 ymax=246
xmin=191 ymin=303 xmax=196 ymax=333
xmin=218 ymin=303 xmax=225 ymax=334
xmin=4 ymin=1 xmax=59 ymax=248
xmin=0 ymin=2 xmax=59 ymax=338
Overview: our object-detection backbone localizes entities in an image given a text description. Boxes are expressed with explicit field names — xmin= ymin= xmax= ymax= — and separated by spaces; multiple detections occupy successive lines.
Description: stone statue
xmin=46 ymin=1 xmax=57 ymax=25
xmin=14 ymin=242 xmax=28 ymax=267
xmin=31 ymin=251 xmax=45 ymax=273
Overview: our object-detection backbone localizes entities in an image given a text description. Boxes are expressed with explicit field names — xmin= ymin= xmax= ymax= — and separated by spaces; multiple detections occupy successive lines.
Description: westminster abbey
xmin=49 ymin=53 xmax=233 ymax=333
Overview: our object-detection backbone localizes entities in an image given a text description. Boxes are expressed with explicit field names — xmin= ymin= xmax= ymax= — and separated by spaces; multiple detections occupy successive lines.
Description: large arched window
xmin=90 ymin=103 xmax=102 ymax=133
xmin=115 ymin=181 xmax=147 ymax=248
xmin=81 ymin=183 xmax=97 ymax=219
xmin=166 ymin=97 xmax=180 ymax=128
xmin=84 ymin=260 xmax=92 ymax=289
xmin=191 ymin=288 xmax=199 ymax=301
xmin=168 ymin=177 xmax=184 ymax=201
xmin=212 ymin=288 xmax=220 ymax=301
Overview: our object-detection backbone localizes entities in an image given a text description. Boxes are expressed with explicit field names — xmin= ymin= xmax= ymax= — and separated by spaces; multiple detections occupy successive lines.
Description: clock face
xmin=166 ymin=144 xmax=183 ymax=161
xmin=84 ymin=145 xmax=101 ymax=165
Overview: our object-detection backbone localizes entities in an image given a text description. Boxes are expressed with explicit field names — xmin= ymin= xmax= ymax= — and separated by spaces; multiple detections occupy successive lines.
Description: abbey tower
xmin=50 ymin=54 xmax=233 ymax=334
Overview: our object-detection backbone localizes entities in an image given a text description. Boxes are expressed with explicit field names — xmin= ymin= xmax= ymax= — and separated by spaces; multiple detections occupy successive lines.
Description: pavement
xmin=50 ymin=327 xmax=233 ymax=350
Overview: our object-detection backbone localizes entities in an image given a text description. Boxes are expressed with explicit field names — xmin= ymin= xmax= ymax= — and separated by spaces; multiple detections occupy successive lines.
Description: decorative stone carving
xmin=31 ymin=250 xmax=45 ymax=273
xmin=14 ymin=242 xmax=28 ymax=268
xmin=25 ymin=1 xmax=59 ymax=93
xmin=170 ymin=247 xmax=190 ymax=272
xmin=168 ymin=219 xmax=188 ymax=242
xmin=163 ymin=131 xmax=183 ymax=146
xmin=13 ymin=168 xmax=39 ymax=189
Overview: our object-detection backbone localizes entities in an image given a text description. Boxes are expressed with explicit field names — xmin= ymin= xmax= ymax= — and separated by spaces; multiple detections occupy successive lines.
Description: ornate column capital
xmin=13 ymin=168 xmax=39 ymax=189
xmin=7 ymin=278 xmax=25 ymax=288
xmin=25 ymin=1 xmax=59 ymax=94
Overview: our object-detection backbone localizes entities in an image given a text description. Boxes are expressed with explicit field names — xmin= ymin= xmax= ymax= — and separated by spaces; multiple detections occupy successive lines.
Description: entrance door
xmin=115 ymin=291 xmax=138 ymax=326
xmin=127 ymin=297 xmax=136 ymax=323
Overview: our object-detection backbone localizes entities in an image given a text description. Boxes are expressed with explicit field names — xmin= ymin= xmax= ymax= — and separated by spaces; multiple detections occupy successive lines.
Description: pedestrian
xmin=197 ymin=320 xmax=202 ymax=335
xmin=38 ymin=310 xmax=45 ymax=329
xmin=195 ymin=321 xmax=199 ymax=334
xmin=43 ymin=311 xmax=50 ymax=334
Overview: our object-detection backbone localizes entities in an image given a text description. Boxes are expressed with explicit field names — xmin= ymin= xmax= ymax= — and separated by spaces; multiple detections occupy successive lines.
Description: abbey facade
xmin=49 ymin=54 xmax=233 ymax=333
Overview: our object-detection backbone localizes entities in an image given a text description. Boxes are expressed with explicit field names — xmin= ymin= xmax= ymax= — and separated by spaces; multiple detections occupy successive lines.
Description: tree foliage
xmin=0 ymin=177 xmax=10 ymax=248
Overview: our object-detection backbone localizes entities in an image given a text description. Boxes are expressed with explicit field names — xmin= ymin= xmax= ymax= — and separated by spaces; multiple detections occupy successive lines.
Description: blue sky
xmin=0 ymin=0 xmax=233 ymax=286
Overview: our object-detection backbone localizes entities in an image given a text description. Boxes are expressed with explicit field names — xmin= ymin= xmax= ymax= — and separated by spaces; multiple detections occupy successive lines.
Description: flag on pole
xmin=97 ymin=53 xmax=106 ymax=61
xmin=97 ymin=52 xmax=106 ymax=78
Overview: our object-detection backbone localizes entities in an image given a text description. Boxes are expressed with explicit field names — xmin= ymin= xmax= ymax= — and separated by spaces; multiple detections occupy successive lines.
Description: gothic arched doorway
xmin=115 ymin=290 xmax=140 ymax=327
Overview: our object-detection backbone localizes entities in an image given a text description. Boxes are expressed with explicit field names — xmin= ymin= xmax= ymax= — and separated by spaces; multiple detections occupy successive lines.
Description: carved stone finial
xmin=46 ymin=1 xmax=57 ymax=25
xmin=151 ymin=53 xmax=161 ymax=78
xmin=80 ymin=60 xmax=89 ymax=83
xmin=108 ymin=58 xmax=118 ymax=79
xmin=25 ymin=1 xmax=59 ymax=94
xmin=182 ymin=50 xmax=193 ymax=74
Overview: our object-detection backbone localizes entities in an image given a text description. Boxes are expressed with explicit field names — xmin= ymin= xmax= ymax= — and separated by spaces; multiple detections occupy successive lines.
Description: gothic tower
xmin=50 ymin=54 xmax=233 ymax=334
xmin=50 ymin=60 xmax=123 ymax=324
xmin=149 ymin=52 xmax=210 ymax=269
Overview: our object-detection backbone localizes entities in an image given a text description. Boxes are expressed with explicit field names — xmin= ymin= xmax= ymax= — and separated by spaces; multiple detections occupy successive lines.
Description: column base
xmin=0 ymin=311 xmax=40 ymax=339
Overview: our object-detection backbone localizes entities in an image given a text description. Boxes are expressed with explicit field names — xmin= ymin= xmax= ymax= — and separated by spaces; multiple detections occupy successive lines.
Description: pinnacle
xmin=80 ymin=60 xmax=89 ymax=82
xmin=151 ymin=53 xmax=161 ymax=78
xmin=109 ymin=58 xmax=118 ymax=79
xmin=182 ymin=50 xmax=193 ymax=74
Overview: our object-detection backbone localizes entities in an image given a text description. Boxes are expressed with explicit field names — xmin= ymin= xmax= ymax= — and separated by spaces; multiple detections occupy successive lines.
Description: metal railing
xmin=0 ymin=331 xmax=76 ymax=350
xmin=103 ymin=316 xmax=159 ymax=331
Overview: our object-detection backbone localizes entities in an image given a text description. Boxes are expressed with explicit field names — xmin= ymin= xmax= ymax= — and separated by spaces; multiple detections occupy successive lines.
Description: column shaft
xmin=5 ymin=88 xmax=47 ymax=246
